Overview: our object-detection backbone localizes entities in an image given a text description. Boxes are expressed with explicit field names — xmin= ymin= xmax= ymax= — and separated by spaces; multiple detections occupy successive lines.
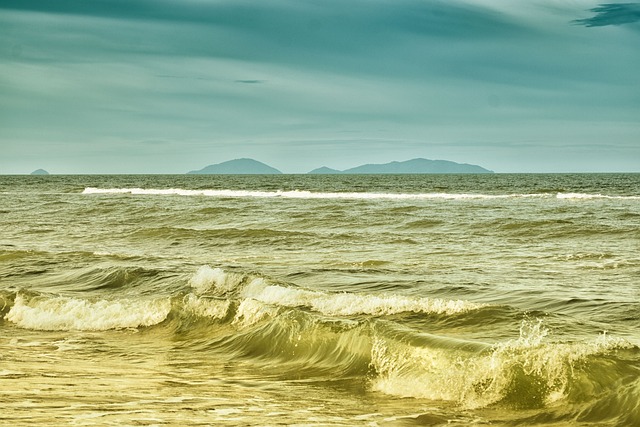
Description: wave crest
xmin=187 ymin=266 xmax=484 ymax=317
xmin=245 ymin=282 xmax=483 ymax=317
xmin=82 ymin=187 xmax=640 ymax=200
xmin=371 ymin=319 xmax=636 ymax=409
xmin=5 ymin=293 xmax=171 ymax=331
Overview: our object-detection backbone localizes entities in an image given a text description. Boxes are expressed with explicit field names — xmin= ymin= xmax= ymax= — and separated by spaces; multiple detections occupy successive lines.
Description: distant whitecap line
xmin=81 ymin=187 xmax=539 ymax=200
xmin=82 ymin=188 xmax=639 ymax=200
xmin=556 ymin=192 xmax=640 ymax=200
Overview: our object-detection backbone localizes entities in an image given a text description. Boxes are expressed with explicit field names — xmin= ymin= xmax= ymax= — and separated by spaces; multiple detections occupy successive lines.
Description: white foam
xmin=82 ymin=187 xmax=549 ymax=201
xmin=83 ymin=187 xmax=640 ymax=201
xmin=189 ymin=266 xmax=225 ymax=294
xmin=187 ymin=266 xmax=483 ymax=324
xmin=188 ymin=265 xmax=251 ymax=296
xmin=371 ymin=319 xmax=635 ymax=409
xmin=233 ymin=298 xmax=279 ymax=327
xmin=5 ymin=294 xmax=171 ymax=331
xmin=557 ymin=193 xmax=640 ymax=200
xmin=182 ymin=294 xmax=231 ymax=319
xmin=197 ymin=268 xmax=481 ymax=326
xmin=242 ymin=282 xmax=483 ymax=317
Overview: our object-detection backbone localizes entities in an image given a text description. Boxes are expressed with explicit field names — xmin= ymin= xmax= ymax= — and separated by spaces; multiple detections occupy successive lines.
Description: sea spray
xmin=6 ymin=293 xmax=171 ymax=331
xmin=188 ymin=265 xmax=485 ymax=317
xmin=370 ymin=318 xmax=637 ymax=410
xmin=233 ymin=298 xmax=280 ymax=327
xmin=188 ymin=265 xmax=248 ymax=295
xmin=182 ymin=293 xmax=231 ymax=320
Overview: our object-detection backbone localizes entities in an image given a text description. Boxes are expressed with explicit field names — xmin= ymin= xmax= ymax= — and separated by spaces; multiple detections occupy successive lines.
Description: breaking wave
xmin=5 ymin=293 xmax=171 ymax=331
xmin=189 ymin=265 xmax=484 ymax=317
xmin=370 ymin=319 xmax=638 ymax=410
xmin=2 ymin=265 xmax=639 ymax=419
xmin=2 ymin=266 xmax=482 ymax=332
xmin=82 ymin=188 xmax=640 ymax=201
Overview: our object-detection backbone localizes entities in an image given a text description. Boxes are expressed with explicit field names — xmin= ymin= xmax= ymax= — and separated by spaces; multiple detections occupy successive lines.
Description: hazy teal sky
xmin=1 ymin=0 xmax=639 ymax=174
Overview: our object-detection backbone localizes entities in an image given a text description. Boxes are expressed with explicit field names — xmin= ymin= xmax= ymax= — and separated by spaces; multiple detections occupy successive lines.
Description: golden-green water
xmin=1 ymin=174 xmax=639 ymax=426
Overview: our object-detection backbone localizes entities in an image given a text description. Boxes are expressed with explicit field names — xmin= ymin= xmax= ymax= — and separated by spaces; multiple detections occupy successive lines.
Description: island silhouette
xmin=188 ymin=158 xmax=493 ymax=174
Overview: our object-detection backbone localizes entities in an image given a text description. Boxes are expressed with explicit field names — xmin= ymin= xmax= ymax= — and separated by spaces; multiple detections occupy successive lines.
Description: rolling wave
xmin=370 ymin=319 xmax=638 ymax=410
xmin=5 ymin=293 xmax=171 ymax=331
xmin=189 ymin=266 xmax=484 ymax=317
xmin=2 ymin=265 xmax=638 ymax=417
xmin=2 ymin=266 xmax=484 ymax=331
xmin=4 ymin=294 xmax=637 ymax=417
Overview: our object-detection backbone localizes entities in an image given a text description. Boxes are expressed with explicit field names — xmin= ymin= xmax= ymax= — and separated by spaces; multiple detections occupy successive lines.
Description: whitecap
xmin=370 ymin=318 xmax=635 ymax=409
xmin=242 ymin=282 xmax=483 ymax=317
xmin=82 ymin=187 xmax=553 ymax=201
xmin=5 ymin=294 xmax=171 ymax=331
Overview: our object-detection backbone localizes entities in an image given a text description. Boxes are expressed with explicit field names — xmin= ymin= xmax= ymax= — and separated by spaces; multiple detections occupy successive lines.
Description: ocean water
xmin=1 ymin=173 xmax=639 ymax=426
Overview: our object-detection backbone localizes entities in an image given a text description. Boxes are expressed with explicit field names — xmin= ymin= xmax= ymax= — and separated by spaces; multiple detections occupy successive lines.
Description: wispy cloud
xmin=1 ymin=1 xmax=639 ymax=173
xmin=574 ymin=3 xmax=640 ymax=27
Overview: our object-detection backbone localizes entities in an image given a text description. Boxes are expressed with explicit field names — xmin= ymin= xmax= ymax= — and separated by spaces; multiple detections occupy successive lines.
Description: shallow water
xmin=1 ymin=174 xmax=639 ymax=426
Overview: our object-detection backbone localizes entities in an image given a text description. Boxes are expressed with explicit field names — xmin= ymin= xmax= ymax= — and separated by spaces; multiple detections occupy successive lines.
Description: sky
xmin=1 ymin=0 xmax=639 ymax=174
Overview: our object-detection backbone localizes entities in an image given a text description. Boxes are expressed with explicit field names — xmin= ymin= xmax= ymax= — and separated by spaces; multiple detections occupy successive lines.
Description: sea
xmin=1 ymin=173 xmax=639 ymax=426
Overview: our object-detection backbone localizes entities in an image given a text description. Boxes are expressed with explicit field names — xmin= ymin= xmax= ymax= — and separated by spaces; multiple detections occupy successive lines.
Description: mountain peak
xmin=187 ymin=158 xmax=282 ymax=175
xmin=308 ymin=166 xmax=343 ymax=174
xmin=307 ymin=158 xmax=493 ymax=174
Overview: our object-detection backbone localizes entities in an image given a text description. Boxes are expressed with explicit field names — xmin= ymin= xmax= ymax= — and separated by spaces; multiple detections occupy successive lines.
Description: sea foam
xmin=371 ymin=318 xmax=635 ymax=409
xmin=186 ymin=266 xmax=483 ymax=321
xmin=6 ymin=294 xmax=171 ymax=331
xmin=556 ymin=193 xmax=640 ymax=200
xmin=182 ymin=294 xmax=231 ymax=320
xmin=83 ymin=187 xmax=640 ymax=201
xmin=241 ymin=276 xmax=483 ymax=317
xmin=83 ymin=187 xmax=547 ymax=201
xmin=188 ymin=265 xmax=238 ymax=294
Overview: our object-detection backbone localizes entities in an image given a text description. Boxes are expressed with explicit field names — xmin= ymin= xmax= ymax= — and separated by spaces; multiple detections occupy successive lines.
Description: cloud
xmin=574 ymin=3 xmax=640 ymax=27
xmin=0 ymin=1 xmax=531 ymax=62
xmin=1 ymin=0 xmax=639 ymax=173
xmin=0 ymin=0 xmax=524 ymax=36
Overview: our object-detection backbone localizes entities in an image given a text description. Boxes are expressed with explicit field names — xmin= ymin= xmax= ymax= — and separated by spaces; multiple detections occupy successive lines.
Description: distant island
xmin=188 ymin=158 xmax=283 ymax=174
xmin=187 ymin=158 xmax=493 ymax=175
xmin=309 ymin=158 xmax=493 ymax=174
xmin=308 ymin=166 xmax=342 ymax=174
xmin=30 ymin=169 xmax=50 ymax=175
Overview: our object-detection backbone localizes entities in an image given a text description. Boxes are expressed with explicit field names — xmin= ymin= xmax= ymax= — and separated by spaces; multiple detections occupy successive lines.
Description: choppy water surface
xmin=1 ymin=174 xmax=639 ymax=426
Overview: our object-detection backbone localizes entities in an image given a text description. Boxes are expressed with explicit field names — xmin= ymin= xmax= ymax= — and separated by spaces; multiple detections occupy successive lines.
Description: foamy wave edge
xmin=81 ymin=187 xmax=519 ymax=200
xmin=371 ymin=318 xmax=637 ymax=409
xmin=189 ymin=265 xmax=484 ymax=318
xmin=82 ymin=188 xmax=639 ymax=200
xmin=5 ymin=294 xmax=171 ymax=331
xmin=556 ymin=192 xmax=640 ymax=200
